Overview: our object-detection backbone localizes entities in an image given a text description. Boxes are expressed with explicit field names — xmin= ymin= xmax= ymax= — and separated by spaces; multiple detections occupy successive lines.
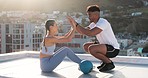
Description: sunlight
xmin=0 ymin=0 xmax=51 ymax=10
xmin=20 ymin=0 xmax=41 ymax=9
xmin=0 ymin=0 xmax=72 ymax=11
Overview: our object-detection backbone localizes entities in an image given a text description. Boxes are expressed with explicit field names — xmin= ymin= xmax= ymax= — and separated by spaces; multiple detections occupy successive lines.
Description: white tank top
xmin=41 ymin=44 xmax=56 ymax=55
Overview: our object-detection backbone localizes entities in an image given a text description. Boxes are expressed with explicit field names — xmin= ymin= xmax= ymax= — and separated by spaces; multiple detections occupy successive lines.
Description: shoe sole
xmin=99 ymin=66 xmax=115 ymax=72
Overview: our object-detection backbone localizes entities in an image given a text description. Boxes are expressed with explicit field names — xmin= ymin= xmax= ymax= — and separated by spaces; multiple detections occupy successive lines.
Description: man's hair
xmin=86 ymin=5 xmax=100 ymax=12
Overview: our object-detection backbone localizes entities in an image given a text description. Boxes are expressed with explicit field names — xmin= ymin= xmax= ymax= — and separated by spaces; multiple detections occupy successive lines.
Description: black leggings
xmin=105 ymin=44 xmax=120 ymax=58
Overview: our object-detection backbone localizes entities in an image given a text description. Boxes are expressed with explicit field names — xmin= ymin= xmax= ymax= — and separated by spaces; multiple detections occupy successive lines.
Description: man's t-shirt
xmin=88 ymin=18 xmax=120 ymax=49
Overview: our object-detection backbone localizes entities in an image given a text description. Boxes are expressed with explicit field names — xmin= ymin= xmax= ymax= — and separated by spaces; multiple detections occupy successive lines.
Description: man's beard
xmin=89 ymin=18 xmax=93 ymax=22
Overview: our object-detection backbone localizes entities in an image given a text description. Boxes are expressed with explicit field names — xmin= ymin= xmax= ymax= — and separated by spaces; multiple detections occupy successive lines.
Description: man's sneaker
xmin=97 ymin=62 xmax=105 ymax=69
xmin=99 ymin=62 xmax=115 ymax=72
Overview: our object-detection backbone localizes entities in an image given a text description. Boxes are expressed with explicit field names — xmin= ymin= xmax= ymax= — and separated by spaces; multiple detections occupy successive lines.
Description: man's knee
xmin=83 ymin=42 xmax=93 ymax=52
xmin=88 ymin=46 xmax=95 ymax=54
xmin=88 ymin=45 xmax=104 ymax=55
xmin=83 ymin=44 xmax=88 ymax=51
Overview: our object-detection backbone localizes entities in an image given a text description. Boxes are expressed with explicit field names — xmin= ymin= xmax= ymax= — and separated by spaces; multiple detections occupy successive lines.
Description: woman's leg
xmin=46 ymin=47 xmax=82 ymax=71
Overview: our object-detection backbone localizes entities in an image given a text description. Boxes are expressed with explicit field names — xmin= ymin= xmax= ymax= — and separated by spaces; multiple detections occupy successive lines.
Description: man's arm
xmin=76 ymin=24 xmax=89 ymax=34
xmin=76 ymin=24 xmax=102 ymax=36
xmin=68 ymin=16 xmax=102 ymax=36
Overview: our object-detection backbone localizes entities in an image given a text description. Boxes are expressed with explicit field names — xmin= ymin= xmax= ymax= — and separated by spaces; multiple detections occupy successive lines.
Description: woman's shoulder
xmin=44 ymin=36 xmax=53 ymax=38
xmin=44 ymin=36 xmax=56 ymax=40
xmin=45 ymin=35 xmax=63 ymax=41
xmin=44 ymin=36 xmax=57 ymax=45
xmin=44 ymin=36 xmax=59 ymax=39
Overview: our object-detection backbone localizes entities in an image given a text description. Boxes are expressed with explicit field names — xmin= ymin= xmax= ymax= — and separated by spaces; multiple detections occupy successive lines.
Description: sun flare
xmin=1 ymin=0 xmax=50 ymax=10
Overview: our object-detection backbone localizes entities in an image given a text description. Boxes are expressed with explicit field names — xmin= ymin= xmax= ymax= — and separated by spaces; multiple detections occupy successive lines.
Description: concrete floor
xmin=0 ymin=52 xmax=148 ymax=78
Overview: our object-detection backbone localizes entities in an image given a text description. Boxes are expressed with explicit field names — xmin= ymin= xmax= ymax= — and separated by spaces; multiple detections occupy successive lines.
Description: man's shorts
xmin=105 ymin=44 xmax=120 ymax=58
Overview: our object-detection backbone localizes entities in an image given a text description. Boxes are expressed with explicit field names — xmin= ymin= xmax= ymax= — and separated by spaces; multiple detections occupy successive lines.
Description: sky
xmin=0 ymin=0 xmax=51 ymax=11
xmin=0 ymin=0 xmax=101 ymax=12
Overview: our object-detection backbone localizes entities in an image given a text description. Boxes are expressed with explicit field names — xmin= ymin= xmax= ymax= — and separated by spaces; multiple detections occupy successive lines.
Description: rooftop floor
xmin=0 ymin=51 xmax=148 ymax=78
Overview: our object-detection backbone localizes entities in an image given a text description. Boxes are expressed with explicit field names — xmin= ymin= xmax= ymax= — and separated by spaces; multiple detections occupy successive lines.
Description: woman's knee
xmin=63 ymin=47 xmax=70 ymax=50
xmin=61 ymin=47 xmax=72 ymax=52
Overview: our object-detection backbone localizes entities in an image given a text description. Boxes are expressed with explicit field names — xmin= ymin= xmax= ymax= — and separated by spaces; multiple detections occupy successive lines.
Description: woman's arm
xmin=68 ymin=16 xmax=102 ymax=36
xmin=54 ymin=30 xmax=72 ymax=39
xmin=45 ymin=16 xmax=76 ymax=43
xmin=45 ymin=28 xmax=75 ymax=43
xmin=56 ymin=28 xmax=73 ymax=38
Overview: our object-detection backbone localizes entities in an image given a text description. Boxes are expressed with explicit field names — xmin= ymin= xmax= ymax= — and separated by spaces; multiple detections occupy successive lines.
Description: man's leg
xmin=84 ymin=42 xmax=106 ymax=69
xmin=88 ymin=44 xmax=115 ymax=72
xmin=83 ymin=42 xmax=95 ymax=53
xmin=88 ymin=44 xmax=111 ymax=63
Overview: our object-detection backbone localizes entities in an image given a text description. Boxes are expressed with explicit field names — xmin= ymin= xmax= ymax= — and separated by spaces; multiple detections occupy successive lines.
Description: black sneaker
xmin=99 ymin=62 xmax=115 ymax=72
xmin=97 ymin=62 xmax=105 ymax=69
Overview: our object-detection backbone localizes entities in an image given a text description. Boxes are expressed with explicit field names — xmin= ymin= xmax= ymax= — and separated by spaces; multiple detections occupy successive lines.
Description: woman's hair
xmin=44 ymin=19 xmax=55 ymax=37
xmin=43 ymin=20 xmax=55 ymax=52
xmin=45 ymin=20 xmax=55 ymax=31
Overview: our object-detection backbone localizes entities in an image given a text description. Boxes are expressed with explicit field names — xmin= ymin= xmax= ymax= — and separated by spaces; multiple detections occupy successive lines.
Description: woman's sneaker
xmin=97 ymin=62 xmax=105 ymax=69
xmin=99 ymin=62 xmax=115 ymax=72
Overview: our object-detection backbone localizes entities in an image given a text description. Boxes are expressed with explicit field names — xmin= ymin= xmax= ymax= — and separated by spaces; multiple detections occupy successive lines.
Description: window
xmin=26 ymin=45 xmax=29 ymax=47
xmin=6 ymin=35 xmax=12 ymax=43
xmin=17 ymin=45 xmax=20 ymax=49
xmin=5 ymin=24 xmax=9 ymax=33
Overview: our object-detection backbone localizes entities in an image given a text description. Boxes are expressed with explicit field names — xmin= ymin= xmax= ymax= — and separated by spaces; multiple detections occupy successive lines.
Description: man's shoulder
xmin=99 ymin=18 xmax=107 ymax=22
xmin=97 ymin=18 xmax=108 ymax=24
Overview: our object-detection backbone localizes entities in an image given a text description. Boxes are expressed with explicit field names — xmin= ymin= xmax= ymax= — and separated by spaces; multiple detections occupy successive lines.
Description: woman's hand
xmin=67 ymin=16 xmax=76 ymax=30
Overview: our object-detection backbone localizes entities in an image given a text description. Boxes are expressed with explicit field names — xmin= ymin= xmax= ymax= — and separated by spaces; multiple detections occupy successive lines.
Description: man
xmin=70 ymin=5 xmax=120 ymax=72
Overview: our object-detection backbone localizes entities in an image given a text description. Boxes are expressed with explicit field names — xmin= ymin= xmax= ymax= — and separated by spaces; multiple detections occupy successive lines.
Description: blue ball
xmin=79 ymin=60 xmax=93 ymax=74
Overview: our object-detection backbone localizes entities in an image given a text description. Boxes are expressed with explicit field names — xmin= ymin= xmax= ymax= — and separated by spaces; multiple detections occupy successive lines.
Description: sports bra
xmin=41 ymin=44 xmax=56 ymax=55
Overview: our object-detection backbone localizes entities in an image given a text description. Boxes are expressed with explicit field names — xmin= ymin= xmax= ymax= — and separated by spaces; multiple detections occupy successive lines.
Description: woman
xmin=40 ymin=17 xmax=82 ymax=72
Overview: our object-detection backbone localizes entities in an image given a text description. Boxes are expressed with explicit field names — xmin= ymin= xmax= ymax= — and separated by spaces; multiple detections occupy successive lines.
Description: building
xmin=0 ymin=20 xmax=43 ymax=54
xmin=118 ymin=39 xmax=133 ymax=50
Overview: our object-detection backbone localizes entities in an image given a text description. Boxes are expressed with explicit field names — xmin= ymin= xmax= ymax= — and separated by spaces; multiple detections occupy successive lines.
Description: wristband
xmin=76 ymin=22 xmax=79 ymax=27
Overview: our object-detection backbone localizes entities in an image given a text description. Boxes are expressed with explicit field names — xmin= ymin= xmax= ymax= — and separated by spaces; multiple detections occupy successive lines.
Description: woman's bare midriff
xmin=40 ymin=52 xmax=52 ymax=58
